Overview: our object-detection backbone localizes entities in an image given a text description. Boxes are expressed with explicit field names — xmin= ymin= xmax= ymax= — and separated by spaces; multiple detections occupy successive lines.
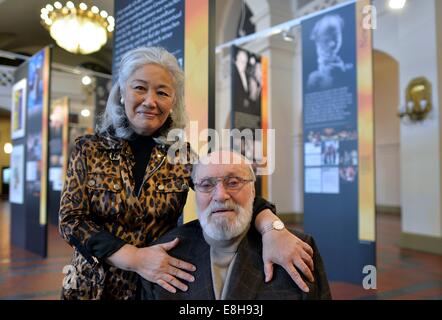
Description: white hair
xmin=98 ymin=47 xmax=187 ymax=143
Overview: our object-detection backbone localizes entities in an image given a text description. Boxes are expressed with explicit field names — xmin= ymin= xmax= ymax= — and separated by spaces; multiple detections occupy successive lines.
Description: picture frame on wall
xmin=11 ymin=78 xmax=27 ymax=140
xmin=9 ymin=144 xmax=25 ymax=204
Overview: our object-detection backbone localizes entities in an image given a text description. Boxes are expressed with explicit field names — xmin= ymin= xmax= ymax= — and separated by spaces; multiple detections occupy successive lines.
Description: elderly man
xmin=140 ymin=151 xmax=331 ymax=300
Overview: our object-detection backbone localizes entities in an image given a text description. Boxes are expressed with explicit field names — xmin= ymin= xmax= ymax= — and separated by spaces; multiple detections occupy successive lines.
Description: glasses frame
xmin=194 ymin=176 xmax=255 ymax=193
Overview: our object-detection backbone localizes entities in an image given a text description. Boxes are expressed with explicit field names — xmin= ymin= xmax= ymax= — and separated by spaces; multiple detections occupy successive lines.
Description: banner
xmin=113 ymin=0 xmax=185 ymax=73
xmin=10 ymin=47 xmax=51 ymax=257
xmin=302 ymin=2 xmax=375 ymax=284
xmin=47 ymin=97 xmax=69 ymax=224
xmin=230 ymin=45 xmax=266 ymax=196
xmin=113 ymin=0 xmax=214 ymax=223
xmin=231 ymin=45 xmax=262 ymax=130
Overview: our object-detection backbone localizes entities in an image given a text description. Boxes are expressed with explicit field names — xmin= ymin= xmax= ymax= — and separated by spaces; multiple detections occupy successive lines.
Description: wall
xmin=373 ymin=50 xmax=400 ymax=208
xmin=374 ymin=0 xmax=442 ymax=253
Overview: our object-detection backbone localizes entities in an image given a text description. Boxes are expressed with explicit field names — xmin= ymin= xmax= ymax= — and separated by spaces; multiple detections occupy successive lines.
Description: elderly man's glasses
xmin=194 ymin=176 xmax=255 ymax=193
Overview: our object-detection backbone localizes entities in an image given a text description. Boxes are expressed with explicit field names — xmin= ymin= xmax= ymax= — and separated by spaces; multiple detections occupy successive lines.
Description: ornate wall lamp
xmin=398 ymin=77 xmax=432 ymax=122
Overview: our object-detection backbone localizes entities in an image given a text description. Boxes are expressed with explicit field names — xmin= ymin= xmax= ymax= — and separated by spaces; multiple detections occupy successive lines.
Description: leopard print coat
xmin=59 ymin=133 xmax=193 ymax=300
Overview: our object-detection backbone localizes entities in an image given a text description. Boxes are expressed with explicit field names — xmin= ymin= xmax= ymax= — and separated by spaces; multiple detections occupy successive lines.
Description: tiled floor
xmin=0 ymin=200 xmax=441 ymax=300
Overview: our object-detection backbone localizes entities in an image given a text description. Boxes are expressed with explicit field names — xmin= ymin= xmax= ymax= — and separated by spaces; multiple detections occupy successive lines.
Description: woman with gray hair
xmin=59 ymin=47 xmax=315 ymax=300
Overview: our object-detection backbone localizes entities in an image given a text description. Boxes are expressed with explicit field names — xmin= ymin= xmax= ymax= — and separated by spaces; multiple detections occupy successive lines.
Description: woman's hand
xmin=255 ymin=208 xmax=315 ymax=292
xmin=262 ymin=228 xmax=314 ymax=292
xmin=107 ymin=238 xmax=196 ymax=293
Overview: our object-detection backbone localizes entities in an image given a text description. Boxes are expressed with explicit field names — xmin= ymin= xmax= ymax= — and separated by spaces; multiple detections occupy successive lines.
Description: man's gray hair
xmin=98 ymin=47 xmax=187 ymax=142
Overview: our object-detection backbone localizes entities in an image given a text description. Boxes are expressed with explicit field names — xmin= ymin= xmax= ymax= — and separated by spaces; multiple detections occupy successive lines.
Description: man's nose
xmin=212 ymin=182 xmax=230 ymax=201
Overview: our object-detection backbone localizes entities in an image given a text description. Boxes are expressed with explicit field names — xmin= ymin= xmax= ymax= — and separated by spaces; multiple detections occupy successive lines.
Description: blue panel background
xmin=302 ymin=3 xmax=376 ymax=285
xmin=11 ymin=48 xmax=49 ymax=257
xmin=112 ymin=0 xmax=185 ymax=79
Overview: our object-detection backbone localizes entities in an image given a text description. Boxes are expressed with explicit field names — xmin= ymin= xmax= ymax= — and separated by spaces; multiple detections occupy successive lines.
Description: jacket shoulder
xmin=73 ymin=133 xmax=123 ymax=151
xmin=154 ymin=220 xmax=202 ymax=245
xmin=288 ymin=227 xmax=314 ymax=244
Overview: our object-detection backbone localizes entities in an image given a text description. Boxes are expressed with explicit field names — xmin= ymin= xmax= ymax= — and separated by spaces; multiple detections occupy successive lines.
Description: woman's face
xmin=124 ymin=64 xmax=175 ymax=136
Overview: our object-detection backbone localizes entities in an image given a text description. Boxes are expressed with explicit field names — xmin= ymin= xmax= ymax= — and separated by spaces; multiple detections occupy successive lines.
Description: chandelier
xmin=40 ymin=1 xmax=115 ymax=55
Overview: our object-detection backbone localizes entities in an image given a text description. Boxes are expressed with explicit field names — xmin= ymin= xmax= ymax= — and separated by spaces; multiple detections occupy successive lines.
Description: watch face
xmin=273 ymin=220 xmax=285 ymax=230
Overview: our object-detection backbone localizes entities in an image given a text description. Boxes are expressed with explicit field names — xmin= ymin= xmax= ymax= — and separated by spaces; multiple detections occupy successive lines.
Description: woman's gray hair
xmin=98 ymin=47 xmax=187 ymax=143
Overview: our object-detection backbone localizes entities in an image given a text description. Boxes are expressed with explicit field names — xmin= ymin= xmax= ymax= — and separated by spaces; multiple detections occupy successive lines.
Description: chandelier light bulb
xmin=40 ymin=2 xmax=114 ymax=55
xmin=4 ymin=143 xmax=12 ymax=154
xmin=389 ymin=0 xmax=406 ymax=9
xmin=81 ymin=75 xmax=92 ymax=85
xmin=80 ymin=109 xmax=91 ymax=117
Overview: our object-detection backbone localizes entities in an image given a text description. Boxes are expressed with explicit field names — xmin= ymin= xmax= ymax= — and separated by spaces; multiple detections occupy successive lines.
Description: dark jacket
xmin=141 ymin=220 xmax=332 ymax=300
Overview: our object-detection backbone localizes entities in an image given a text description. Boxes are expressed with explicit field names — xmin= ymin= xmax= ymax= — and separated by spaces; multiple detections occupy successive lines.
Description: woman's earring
xmin=120 ymin=97 xmax=124 ymax=105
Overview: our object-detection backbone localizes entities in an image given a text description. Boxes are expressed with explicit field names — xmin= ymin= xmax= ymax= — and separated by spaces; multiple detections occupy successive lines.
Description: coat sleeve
xmin=58 ymin=137 xmax=123 ymax=266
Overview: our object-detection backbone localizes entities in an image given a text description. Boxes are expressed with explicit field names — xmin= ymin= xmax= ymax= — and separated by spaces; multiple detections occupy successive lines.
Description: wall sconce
xmin=398 ymin=77 xmax=432 ymax=122
xmin=281 ymin=25 xmax=298 ymax=42
xmin=282 ymin=29 xmax=295 ymax=42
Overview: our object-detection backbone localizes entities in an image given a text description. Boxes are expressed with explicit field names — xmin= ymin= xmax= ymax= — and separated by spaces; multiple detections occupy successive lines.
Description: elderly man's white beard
xmin=198 ymin=198 xmax=254 ymax=241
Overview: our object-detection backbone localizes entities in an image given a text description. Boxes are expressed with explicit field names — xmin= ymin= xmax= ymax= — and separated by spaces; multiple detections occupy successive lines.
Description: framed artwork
xmin=9 ymin=144 xmax=25 ymax=204
xmin=11 ymin=79 xmax=27 ymax=140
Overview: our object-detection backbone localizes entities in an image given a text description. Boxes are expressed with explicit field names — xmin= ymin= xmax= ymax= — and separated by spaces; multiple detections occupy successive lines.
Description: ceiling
xmin=0 ymin=0 xmax=114 ymax=70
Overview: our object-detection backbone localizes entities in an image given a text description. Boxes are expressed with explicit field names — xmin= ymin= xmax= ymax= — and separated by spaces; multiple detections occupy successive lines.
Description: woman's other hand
xmin=262 ymin=228 xmax=314 ymax=292
xmin=107 ymin=238 xmax=196 ymax=293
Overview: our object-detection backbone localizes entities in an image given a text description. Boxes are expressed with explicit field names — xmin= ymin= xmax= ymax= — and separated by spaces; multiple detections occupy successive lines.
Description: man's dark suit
xmin=140 ymin=220 xmax=332 ymax=300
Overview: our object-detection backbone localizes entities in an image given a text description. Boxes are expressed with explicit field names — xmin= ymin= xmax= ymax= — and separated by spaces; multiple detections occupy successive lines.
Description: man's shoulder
xmin=287 ymin=227 xmax=314 ymax=244
xmin=156 ymin=220 xmax=203 ymax=244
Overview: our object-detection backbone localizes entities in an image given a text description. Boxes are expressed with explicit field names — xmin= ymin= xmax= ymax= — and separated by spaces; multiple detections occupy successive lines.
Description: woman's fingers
xmin=168 ymin=266 xmax=195 ymax=283
xmin=157 ymin=279 xmax=177 ymax=294
xmin=284 ymin=264 xmax=310 ymax=293
xmin=159 ymin=237 xmax=180 ymax=251
xmin=162 ymin=274 xmax=188 ymax=292
xmin=302 ymin=250 xmax=314 ymax=273
xmin=294 ymin=259 xmax=314 ymax=283
xmin=302 ymin=241 xmax=314 ymax=257
xmin=169 ymin=256 xmax=196 ymax=272
xmin=136 ymin=241 xmax=196 ymax=293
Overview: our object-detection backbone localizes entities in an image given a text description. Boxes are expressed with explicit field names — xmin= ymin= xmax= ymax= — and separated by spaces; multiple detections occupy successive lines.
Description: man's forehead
xmin=197 ymin=163 xmax=249 ymax=177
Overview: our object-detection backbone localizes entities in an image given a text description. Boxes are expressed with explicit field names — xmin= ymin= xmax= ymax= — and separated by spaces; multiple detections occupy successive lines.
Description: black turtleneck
xmin=128 ymin=134 xmax=156 ymax=195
